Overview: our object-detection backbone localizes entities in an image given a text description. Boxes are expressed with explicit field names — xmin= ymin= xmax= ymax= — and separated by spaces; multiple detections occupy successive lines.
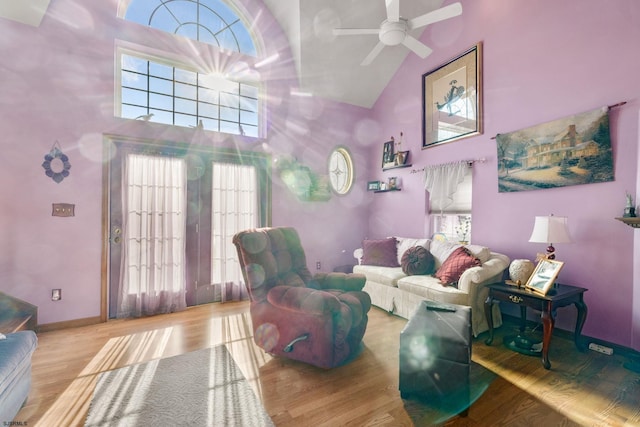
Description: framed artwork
xmin=367 ymin=180 xmax=381 ymax=191
xmin=382 ymin=140 xmax=395 ymax=168
xmin=496 ymin=106 xmax=613 ymax=192
xmin=422 ymin=42 xmax=483 ymax=149
xmin=388 ymin=177 xmax=397 ymax=189
xmin=525 ymin=259 xmax=564 ymax=295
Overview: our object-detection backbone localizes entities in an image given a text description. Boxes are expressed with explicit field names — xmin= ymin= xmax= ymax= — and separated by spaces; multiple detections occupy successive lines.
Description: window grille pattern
xmin=120 ymin=54 xmax=259 ymax=137
xmin=125 ymin=0 xmax=256 ymax=56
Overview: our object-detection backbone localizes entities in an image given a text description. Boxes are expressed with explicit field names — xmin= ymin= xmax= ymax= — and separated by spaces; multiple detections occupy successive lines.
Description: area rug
xmin=84 ymin=346 xmax=274 ymax=427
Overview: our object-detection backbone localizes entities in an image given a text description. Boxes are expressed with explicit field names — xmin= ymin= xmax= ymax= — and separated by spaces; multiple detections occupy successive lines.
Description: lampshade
xmin=529 ymin=215 xmax=571 ymax=259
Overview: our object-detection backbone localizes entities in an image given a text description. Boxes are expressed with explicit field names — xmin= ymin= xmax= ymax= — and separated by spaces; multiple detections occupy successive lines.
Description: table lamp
xmin=528 ymin=215 xmax=571 ymax=259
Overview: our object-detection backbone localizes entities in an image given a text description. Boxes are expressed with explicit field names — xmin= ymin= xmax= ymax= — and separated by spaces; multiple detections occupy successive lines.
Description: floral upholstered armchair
xmin=233 ymin=227 xmax=371 ymax=369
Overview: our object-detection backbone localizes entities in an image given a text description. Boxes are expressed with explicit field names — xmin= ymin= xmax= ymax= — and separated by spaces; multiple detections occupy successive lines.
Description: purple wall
xmin=369 ymin=0 xmax=640 ymax=348
xmin=0 ymin=1 xmax=370 ymax=325
xmin=1 ymin=0 xmax=638 ymax=351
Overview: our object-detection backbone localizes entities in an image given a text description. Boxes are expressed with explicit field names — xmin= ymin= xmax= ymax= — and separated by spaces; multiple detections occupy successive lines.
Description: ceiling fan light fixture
xmin=379 ymin=19 xmax=407 ymax=46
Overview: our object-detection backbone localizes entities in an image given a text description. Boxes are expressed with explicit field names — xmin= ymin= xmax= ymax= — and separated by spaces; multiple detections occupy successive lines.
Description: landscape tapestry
xmin=496 ymin=107 xmax=613 ymax=192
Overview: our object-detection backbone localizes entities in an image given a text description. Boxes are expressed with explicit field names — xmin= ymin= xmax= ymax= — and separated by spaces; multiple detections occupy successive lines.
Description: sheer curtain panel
xmin=211 ymin=163 xmax=258 ymax=302
xmin=118 ymin=154 xmax=187 ymax=318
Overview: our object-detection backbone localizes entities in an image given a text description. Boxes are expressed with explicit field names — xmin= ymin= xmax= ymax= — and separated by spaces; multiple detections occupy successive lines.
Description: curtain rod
xmin=410 ymin=157 xmax=486 ymax=174
xmin=489 ymin=101 xmax=627 ymax=140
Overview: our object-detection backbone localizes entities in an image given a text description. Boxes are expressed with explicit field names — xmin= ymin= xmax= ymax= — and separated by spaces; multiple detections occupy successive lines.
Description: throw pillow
xmin=429 ymin=240 xmax=462 ymax=268
xmin=401 ymin=246 xmax=436 ymax=276
xmin=435 ymin=246 xmax=481 ymax=285
xmin=465 ymin=244 xmax=491 ymax=263
xmin=361 ymin=237 xmax=399 ymax=267
xmin=396 ymin=237 xmax=431 ymax=265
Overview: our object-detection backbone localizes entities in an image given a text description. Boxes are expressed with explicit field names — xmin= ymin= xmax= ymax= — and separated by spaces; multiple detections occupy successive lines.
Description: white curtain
xmin=424 ymin=160 xmax=469 ymax=213
xmin=211 ymin=163 xmax=257 ymax=302
xmin=118 ymin=154 xmax=187 ymax=318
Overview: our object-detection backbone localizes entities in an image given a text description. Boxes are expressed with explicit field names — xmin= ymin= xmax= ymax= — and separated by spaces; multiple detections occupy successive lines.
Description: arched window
xmin=124 ymin=0 xmax=256 ymax=56
xmin=117 ymin=0 xmax=261 ymax=137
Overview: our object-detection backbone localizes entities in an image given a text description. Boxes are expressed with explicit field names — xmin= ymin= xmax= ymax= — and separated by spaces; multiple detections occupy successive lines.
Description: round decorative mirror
xmin=42 ymin=147 xmax=71 ymax=183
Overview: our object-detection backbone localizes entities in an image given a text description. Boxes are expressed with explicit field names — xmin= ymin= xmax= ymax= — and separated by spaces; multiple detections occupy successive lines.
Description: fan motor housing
xmin=379 ymin=19 xmax=408 ymax=46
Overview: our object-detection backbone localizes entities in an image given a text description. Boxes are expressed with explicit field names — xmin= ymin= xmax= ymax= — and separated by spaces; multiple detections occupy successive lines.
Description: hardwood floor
xmin=15 ymin=302 xmax=640 ymax=426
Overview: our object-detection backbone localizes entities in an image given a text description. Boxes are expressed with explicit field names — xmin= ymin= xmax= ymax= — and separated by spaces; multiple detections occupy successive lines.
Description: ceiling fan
xmin=333 ymin=1 xmax=463 ymax=66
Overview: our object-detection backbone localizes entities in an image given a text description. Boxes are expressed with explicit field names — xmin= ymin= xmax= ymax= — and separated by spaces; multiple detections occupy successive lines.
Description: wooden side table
xmin=484 ymin=282 xmax=588 ymax=369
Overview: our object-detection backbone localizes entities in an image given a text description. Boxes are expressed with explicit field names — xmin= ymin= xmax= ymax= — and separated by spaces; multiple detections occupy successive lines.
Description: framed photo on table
xmin=525 ymin=259 xmax=564 ymax=295
xmin=422 ymin=42 xmax=483 ymax=149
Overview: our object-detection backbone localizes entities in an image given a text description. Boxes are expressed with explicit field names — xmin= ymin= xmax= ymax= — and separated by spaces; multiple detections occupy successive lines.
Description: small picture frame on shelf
xmin=394 ymin=151 xmax=409 ymax=166
xmin=388 ymin=177 xmax=397 ymax=189
xmin=525 ymin=259 xmax=564 ymax=295
xmin=367 ymin=180 xmax=381 ymax=191
xmin=382 ymin=140 xmax=395 ymax=168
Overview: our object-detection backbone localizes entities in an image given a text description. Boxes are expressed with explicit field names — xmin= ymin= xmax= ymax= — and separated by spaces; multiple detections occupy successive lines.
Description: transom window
xmin=119 ymin=53 xmax=259 ymax=137
xmin=124 ymin=0 xmax=256 ymax=56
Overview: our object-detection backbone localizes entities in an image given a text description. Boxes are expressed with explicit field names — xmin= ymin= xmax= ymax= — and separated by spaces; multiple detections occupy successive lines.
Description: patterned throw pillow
xmin=435 ymin=246 xmax=481 ymax=285
xmin=401 ymin=246 xmax=435 ymax=276
xmin=361 ymin=237 xmax=399 ymax=267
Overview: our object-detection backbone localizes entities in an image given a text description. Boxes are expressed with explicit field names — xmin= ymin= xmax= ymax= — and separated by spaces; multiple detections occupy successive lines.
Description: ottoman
xmin=0 ymin=330 xmax=38 ymax=422
xmin=399 ymin=301 xmax=471 ymax=415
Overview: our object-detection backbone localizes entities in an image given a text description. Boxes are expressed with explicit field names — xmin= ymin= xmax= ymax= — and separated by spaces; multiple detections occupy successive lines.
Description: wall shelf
xmin=382 ymin=163 xmax=412 ymax=171
xmin=615 ymin=217 xmax=640 ymax=228
xmin=374 ymin=188 xmax=402 ymax=193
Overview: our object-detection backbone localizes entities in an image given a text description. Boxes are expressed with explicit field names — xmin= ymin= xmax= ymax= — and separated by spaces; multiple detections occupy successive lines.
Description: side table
xmin=484 ymin=282 xmax=588 ymax=369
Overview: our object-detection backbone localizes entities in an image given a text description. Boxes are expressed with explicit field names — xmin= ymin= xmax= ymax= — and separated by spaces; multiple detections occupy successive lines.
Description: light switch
xmin=52 ymin=203 xmax=75 ymax=217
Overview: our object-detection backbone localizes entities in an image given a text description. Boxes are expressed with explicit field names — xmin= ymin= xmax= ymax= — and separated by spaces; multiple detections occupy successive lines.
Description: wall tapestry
xmin=496 ymin=107 xmax=613 ymax=192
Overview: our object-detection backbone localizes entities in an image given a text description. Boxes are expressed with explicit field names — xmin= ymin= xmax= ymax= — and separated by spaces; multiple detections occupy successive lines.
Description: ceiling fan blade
xmin=333 ymin=28 xmax=380 ymax=36
xmin=408 ymin=2 xmax=463 ymax=30
xmin=402 ymin=35 xmax=433 ymax=58
xmin=361 ymin=42 xmax=386 ymax=66
xmin=385 ymin=0 xmax=400 ymax=22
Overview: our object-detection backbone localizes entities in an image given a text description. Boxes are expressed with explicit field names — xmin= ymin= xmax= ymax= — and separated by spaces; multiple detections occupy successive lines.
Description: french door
xmin=105 ymin=138 xmax=270 ymax=318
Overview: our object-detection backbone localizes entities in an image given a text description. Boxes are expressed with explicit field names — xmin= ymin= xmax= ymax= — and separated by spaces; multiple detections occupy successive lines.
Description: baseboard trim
xmin=38 ymin=316 xmax=103 ymax=333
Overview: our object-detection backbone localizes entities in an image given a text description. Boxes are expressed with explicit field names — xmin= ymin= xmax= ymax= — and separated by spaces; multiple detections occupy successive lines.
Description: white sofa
xmin=353 ymin=237 xmax=510 ymax=337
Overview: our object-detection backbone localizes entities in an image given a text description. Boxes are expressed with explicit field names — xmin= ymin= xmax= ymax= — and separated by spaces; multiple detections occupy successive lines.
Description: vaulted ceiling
xmin=0 ymin=0 xmax=450 ymax=108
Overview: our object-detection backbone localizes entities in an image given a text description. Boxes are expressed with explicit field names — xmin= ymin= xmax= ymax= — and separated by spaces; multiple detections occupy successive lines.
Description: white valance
xmin=424 ymin=161 xmax=470 ymax=213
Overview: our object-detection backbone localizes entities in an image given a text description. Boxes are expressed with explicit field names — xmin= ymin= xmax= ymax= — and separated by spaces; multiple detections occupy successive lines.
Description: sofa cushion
xmin=429 ymin=240 xmax=462 ymax=268
xmin=395 ymin=237 xmax=431 ymax=265
xmin=435 ymin=246 xmax=481 ymax=285
xmin=397 ymin=275 xmax=468 ymax=306
xmin=362 ymin=237 xmax=399 ymax=267
xmin=401 ymin=246 xmax=435 ymax=276
xmin=353 ymin=265 xmax=406 ymax=288
xmin=465 ymin=244 xmax=491 ymax=263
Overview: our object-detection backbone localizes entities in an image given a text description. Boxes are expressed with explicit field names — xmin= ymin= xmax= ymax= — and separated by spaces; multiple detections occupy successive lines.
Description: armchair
xmin=233 ymin=227 xmax=371 ymax=369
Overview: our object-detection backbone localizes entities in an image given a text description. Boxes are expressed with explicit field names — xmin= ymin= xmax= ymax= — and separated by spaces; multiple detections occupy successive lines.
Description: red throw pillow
xmin=361 ymin=237 xmax=399 ymax=267
xmin=401 ymin=246 xmax=435 ymax=276
xmin=435 ymin=246 xmax=481 ymax=285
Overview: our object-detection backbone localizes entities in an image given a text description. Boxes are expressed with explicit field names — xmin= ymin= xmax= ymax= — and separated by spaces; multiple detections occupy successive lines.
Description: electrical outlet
xmin=588 ymin=343 xmax=613 ymax=355
xmin=316 ymin=261 xmax=321 ymax=270
xmin=52 ymin=289 xmax=62 ymax=301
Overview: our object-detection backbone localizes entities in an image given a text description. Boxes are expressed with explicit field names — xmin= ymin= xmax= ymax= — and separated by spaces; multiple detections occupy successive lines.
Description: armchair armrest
xmin=267 ymin=286 xmax=341 ymax=315
xmin=309 ymin=272 xmax=366 ymax=292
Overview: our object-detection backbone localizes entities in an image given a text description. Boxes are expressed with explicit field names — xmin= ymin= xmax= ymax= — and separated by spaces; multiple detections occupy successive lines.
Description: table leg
xmin=541 ymin=302 xmax=554 ymax=370
xmin=574 ymin=299 xmax=588 ymax=351
xmin=484 ymin=296 xmax=494 ymax=345
xmin=519 ymin=305 xmax=527 ymax=334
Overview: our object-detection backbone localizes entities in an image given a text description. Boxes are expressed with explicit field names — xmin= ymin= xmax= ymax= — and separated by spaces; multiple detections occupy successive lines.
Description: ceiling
xmin=0 ymin=0 xmax=450 ymax=108
xmin=0 ymin=0 xmax=50 ymax=27
xmin=262 ymin=0 xmax=447 ymax=108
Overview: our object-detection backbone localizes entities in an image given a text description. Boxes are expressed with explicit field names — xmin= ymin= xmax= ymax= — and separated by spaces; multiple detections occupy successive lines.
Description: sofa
xmin=353 ymin=236 xmax=510 ymax=337
xmin=0 ymin=330 xmax=38 ymax=422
